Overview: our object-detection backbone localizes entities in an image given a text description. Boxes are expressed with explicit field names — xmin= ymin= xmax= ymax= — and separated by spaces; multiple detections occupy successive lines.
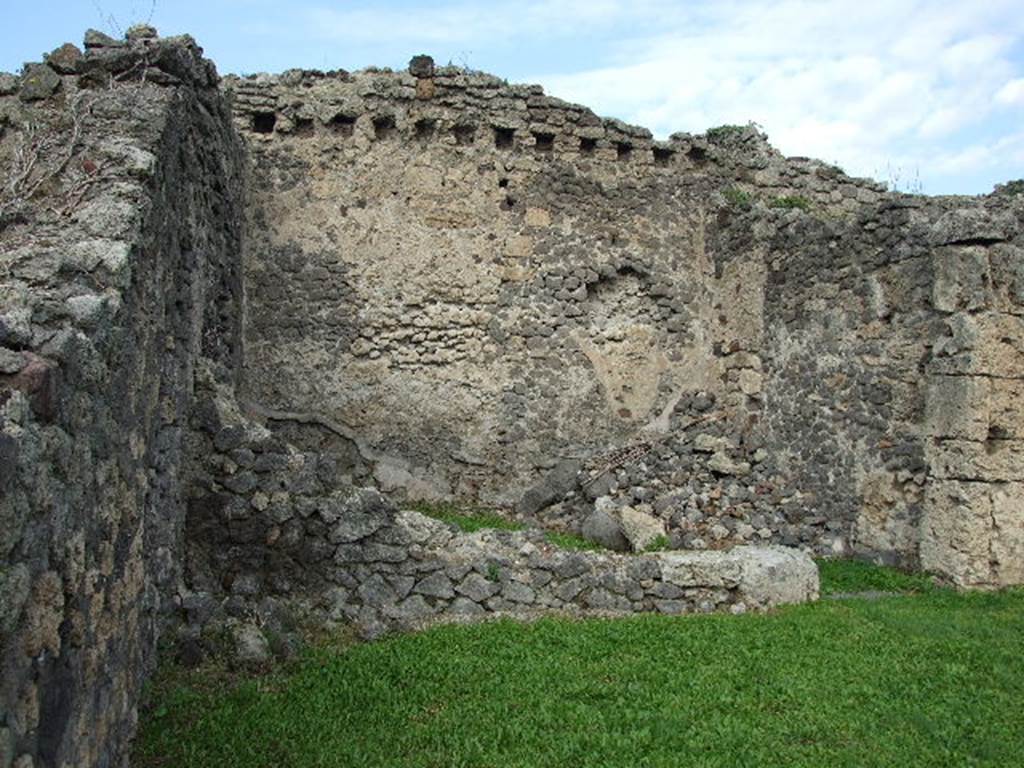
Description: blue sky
xmin=3 ymin=1 xmax=1024 ymax=195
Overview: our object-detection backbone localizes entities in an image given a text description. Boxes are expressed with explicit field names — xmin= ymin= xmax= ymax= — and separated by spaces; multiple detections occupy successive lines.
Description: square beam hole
xmin=494 ymin=126 xmax=515 ymax=149
xmin=616 ymin=142 xmax=632 ymax=161
xmin=687 ymin=146 xmax=709 ymax=167
xmin=252 ymin=112 xmax=276 ymax=134
xmin=453 ymin=123 xmax=476 ymax=145
xmin=533 ymin=132 xmax=555 ymax=152
xmin=579 ymin=137 xmax=597 ymax=156
xmin=415 ymin=118 xmax=436 ymax=141
xmin=328 ymin=113 xmax=356 ymax=137
xmin=653 ymin=147 xmax=675 ymax=166
xmin=373 ymin=115 xmax=396 ymax=139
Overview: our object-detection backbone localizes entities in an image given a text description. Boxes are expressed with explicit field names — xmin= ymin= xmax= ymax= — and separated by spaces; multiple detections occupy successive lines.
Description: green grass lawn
xmin=815 ymin=557 xmax=937 ymax=595
xmin=135 ymin=562 xmax=1024 ymax=768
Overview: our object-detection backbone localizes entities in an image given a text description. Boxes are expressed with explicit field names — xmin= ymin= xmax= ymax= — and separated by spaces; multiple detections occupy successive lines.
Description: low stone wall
xmin=323 ymin=515 xmax=819 ymax=637
xmin=184 ymin=369 xmax=817 ymax=641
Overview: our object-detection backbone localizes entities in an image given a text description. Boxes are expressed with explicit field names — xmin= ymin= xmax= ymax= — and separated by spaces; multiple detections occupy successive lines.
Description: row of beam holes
xmin=254 ymin=110 xmax=677 ymax=166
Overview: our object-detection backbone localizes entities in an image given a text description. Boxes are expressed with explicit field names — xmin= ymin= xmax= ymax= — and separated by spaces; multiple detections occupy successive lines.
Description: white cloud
xmin=529 ymin=0 xmax=1024 ymax=190
xmin=302 ymin=0 xmax=635 ymax=46
xmin=929 ymin=131 xmax=1024 ymax=175
xmin=290 ymin=0 xmax=1024 ymax=192
xmin=996 ymin=78 xmax=1024 ymax=106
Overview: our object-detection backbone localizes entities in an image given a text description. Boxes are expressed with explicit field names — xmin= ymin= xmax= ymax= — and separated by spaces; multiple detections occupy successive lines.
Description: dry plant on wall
xmin=876 ymin=162 xmax=924 ymax=195
xmin=0 ymin=92 xmax=95 ymax=229
xmin=90 ymin=0 xmax=157 ymax=38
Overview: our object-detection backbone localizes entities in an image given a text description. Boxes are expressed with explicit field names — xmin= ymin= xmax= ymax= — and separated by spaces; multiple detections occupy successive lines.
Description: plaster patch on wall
xmin=575 ymin=327 xmax=669 ymax=422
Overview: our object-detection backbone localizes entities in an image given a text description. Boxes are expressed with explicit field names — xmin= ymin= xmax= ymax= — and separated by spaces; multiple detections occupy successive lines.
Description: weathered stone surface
xmin=0 ymin=73 xmax=18 ymax=96
xmin=502 ymin=581 xmax=536 ymax=604
xmin=619 ymin=506 xmax=667 ymax=552
xmin=551 ymin=553 xmax=590 ymax=579
xmin=449 ymin=597 xmax=485 ymax=614
xmin=408 ymin=55 xmax=435 ymax=78
xmin=386 ymin=594 xmax=435 ymax=622
xmin=18 ymin=63 xmax=60 ymax=101
xmin=390 ymin=510 xmax=454 ymax=546
xmin=730 ymin=546 xmax=820 ymax=607
xmin=581 ymin=508 xmax=629 ymax=551
xmin=83 ymin=28 xmax=124 ymax=49
xmin=932 ymin=246 xmax=992 ymax=313
xmin=455 ymin=572 xmax=500 ymax=602
xmin=932 ymin=313 xmax=1024 ymax=377
xmin=126 ymin=24 xmax=159 ymax=41
xmin=44 ymin=43 xmax=83 ymax=74
xmin=920 ymin=475 xmax=1024 ymax=588
xmin=585 ymin=588 xmax=630 ymax=611
xmin=991 ymin=484 xmax=1024 ymax=585
xmin=929 ymin=440 xmax=1024 ymax=482
xmin=930 ymin=207 xmax=1016 ymax=246
xmin=925 ymin=375 xmax=989 ymax=440
xmin=356 ymin=574 xmax=399 ymax=606
xmin=988 ymin=378 xmax=1024 ymax=439
xmin=707 ymin=452 xmax=751 ymax=477
xmin=516 ymin=459 xmax=582 ymax=516
xmin=655 ymin=599 xmax=689 ymax=615
xmin=414 ymin=572 xmax=455 ymax=599
xmin=920 ymin=481 xmax=994 ymax=587
xmin=661 ymin=551 xmax=744 ymax=589
xmin=232 ymin=623 xmax=271 ymax=664
xmin=0 ymin=564 xmax=30 ymax=634
xmin=326 ymin=489 xmax=392 ymax=543
xmin=0 ymin=727 xmax=12 ymax=768
xmin=1 ymin=33 xmax=247 ymax=763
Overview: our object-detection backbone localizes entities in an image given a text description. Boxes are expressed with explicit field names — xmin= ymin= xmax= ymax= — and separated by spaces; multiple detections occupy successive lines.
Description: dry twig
xmin=0 ymin=91 xmax=92 ymax=224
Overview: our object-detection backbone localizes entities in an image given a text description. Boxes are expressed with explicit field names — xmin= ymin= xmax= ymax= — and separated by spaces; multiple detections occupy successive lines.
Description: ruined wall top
xmin=220 ymin=53 xmax=910 ymax=218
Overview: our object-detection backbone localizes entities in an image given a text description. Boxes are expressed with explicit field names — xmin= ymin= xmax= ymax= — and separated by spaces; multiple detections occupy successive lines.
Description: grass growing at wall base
xmin=406 ymin=500 xmax=523 ymax=533
xmin=542 ymin=530 xmax=605 ymax=552
xmin=815 ymin=557 xmax=938 ymax=595
xmin=136 ymin=563 xmax=1024 ymax=768
xmin=407 ymin=501 xmax=605 ymax=551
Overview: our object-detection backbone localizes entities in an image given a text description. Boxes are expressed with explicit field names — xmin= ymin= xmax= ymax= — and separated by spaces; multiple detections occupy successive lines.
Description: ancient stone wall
xmin=228 ymin=66 xmax=732 ymax=508
xmin=0 ymin=29 xmax=244 ymax=768
xmin=1 ymin=26 xmax=1022 ymax=768
xmin=224 ymin=69 xmax=889 ymax=515
xmin=226 ymin=64 xmax=1023 ymax=587
xmin=920 ymin=207 xmax=1024 ymax=586
xmin=755 ymin=200 xmax=937 ymax=567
